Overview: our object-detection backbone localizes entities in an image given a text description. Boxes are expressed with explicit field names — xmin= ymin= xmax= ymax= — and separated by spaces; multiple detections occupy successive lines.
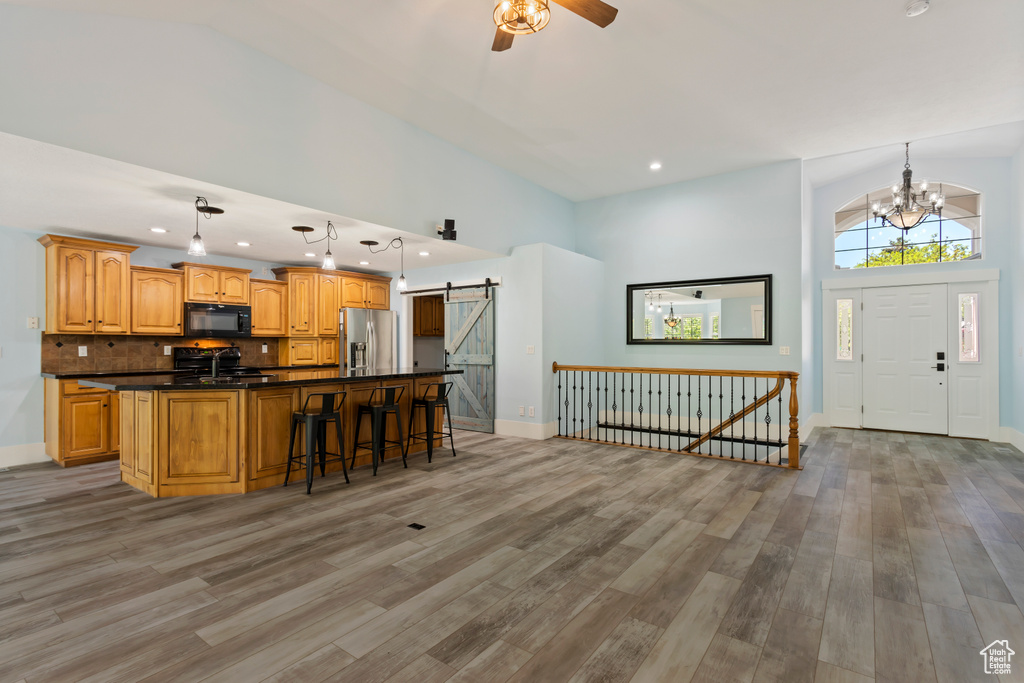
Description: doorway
xmin=822 ymin=273 xmax=999 ymax=440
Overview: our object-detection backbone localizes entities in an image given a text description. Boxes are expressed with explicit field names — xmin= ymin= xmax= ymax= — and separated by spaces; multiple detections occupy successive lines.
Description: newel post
xmin=787 ymin=373 xmax=800 ymax=469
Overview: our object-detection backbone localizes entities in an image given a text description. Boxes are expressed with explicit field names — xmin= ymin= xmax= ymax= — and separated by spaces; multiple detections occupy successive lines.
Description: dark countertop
xmin=41 ymin=364 xmax=341 ymax=380
xmin=74 ymin=367 xmax=459 ymax=391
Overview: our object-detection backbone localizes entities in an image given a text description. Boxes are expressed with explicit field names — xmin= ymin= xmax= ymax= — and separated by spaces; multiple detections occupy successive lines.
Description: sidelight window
xmin=836 ymin=299 xmax=853 ymax=360
xmin=958 ymin=293 xmax=979 ymax=362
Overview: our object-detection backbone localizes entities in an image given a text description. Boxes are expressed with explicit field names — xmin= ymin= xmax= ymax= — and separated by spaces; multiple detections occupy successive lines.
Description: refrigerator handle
xmin=369 ymin=320 xmax=376 ymax=368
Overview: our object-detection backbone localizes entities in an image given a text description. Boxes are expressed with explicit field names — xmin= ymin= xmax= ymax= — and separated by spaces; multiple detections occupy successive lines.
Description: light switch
xmin=78 ymin=346 xmax=88 ymax=357
xmin=528 ymin=406 xmax=535 ymax=417
xmin=26 ymin=317 xmax=39 ymax=329
xmin=779 ymin=346 xmax=790 ymax=356
xmin=519 ymin=406 xmax=525 ymax=416
xmin=164 ymin=346 xmax=172 ymax=356
xmin=526 ymin=345 xmax=535 ymax=355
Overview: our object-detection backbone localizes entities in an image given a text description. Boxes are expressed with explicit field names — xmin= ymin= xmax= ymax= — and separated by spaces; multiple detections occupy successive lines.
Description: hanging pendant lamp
xmin=188 ymin=196 xmax=223 ymax=256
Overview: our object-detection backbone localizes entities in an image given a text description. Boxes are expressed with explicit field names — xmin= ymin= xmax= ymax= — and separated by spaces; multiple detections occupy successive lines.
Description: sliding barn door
xmin=445 ymin=288 xmax=495 ymax=432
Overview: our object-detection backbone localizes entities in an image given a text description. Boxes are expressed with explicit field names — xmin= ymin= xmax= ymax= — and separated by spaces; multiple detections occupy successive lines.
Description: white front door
xmin=862 ymin=284 xmax=948 ymax=434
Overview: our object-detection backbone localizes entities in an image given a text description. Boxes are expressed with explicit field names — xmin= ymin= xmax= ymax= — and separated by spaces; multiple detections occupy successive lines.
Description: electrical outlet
xmin=528 ymin=406 xmax=535 ymax=418
xmin=779 ymin=346 xmax=790 ymax=356
xmin=262 ymin=344 xmax=268 ymax=353
xmin=26 ymin=317 xmax=39 ymax=329
xmin=1019 ymin=346 xmax=1023 ymax=357
xmin=0 ymin=346 xmax=3 ymax=358
xmin=78 ymin=346 xmax=88 ymax=357
xmin=519 ymin=406 xmax=525 ymax=416
xmin=526 ymin=345 xmax=535 ymax=355
xmin=164 ymin=346 xmax=172 ymax=356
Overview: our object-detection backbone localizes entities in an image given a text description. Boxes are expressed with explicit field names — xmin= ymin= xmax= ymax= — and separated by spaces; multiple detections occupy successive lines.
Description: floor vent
xmin=407 ymin=523 xmax=425 ymax=530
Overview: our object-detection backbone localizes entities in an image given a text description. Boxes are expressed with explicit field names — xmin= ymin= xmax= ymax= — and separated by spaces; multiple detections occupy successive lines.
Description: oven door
xmin=183 ymin=303 xmax=252 ymax=338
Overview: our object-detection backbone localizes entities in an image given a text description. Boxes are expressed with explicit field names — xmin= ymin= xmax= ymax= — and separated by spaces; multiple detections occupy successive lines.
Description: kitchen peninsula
xmin=76 ymin=367 xmax=458 ymax=497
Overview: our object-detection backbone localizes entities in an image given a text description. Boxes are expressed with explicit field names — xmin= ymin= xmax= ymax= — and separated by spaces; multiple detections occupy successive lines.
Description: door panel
xmin=250 ymin=281 xmax=288 ymax=336
xmin=186 ymin=268 xmax=219 ymax=303
xmin=64 ymin=394 xmax=108 ymax=458
xmin=341 ymin=279 xmax=366 ymax=308
xmin=132 ymin=270 xmax=183 ymax=335
xmin=445 ymin=290 xmax=495 ymax=433
xmin=219 ymin=272 xmax=249 ymax=304
xmin=863 ymin=284 xmax=947 ymax=434
xmin=94 ymin=251 xmax=129 ymax=333
xmin=290 ymin=274 xmax=316 ymax=335
xmin=365 ymin=281 xmax=389 ymax=310
xmin=57 ymin=247 xmax=95 ymax=332
xmin=318 ymin=275 xmax=340 ymax=335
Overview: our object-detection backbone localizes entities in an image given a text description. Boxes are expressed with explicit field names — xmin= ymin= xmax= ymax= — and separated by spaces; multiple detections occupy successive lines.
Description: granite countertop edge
xmin=73 ymin=367 xmax=460 ymax=391
xmin=41 ymin=364 xmax=342 ymax=380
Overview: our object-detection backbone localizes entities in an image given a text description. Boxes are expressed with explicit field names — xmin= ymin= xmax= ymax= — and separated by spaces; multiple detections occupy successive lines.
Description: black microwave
xmin=183 ymin=303 xmax=252 ymax=338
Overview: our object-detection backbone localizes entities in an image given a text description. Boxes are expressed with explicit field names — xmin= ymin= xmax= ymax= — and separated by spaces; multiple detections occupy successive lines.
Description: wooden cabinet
xmin=159 ymin=391 xmax=240 ymax=486
xmin=280 ymin=338 xmax=320 ymax=366
xmin=274 ymin=270 xmax=317 ymax=337
xmin=318 ymin=274 xmax=341 ymax=336
xmin=44 ymin=378 xmax=120 ymax=466
xmin=131 ymin=267 xmax=183 ymax=335
xmin=250 ymin=279 xmax=288 ymax=337
xmin=173 ymin=263 xmax=251 ymax=305
xmin=247 ymin=388 xmax=300 ymax=483
xmin=319 ymin=337 xmax=339 ymax=365
xmin=414 ymin=295 xmax=445 ymax=337
xmin=39 ymin=235 xmax=137 ymax=334
xmin=341 ymin=276 xmax=391 ymax=310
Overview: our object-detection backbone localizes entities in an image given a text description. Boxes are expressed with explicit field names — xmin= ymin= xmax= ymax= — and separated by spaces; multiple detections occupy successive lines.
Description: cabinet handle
xmin=87 ymin=320 xmax=92 ymax=323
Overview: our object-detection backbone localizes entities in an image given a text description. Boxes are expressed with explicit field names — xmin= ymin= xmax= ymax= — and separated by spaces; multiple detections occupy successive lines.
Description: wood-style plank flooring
xmin=2 ymin=428 xmax=1024 ymax=682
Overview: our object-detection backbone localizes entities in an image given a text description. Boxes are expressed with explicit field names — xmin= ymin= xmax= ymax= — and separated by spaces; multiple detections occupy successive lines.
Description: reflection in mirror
xmin=626 ymin=275 xmax=772 ymax=345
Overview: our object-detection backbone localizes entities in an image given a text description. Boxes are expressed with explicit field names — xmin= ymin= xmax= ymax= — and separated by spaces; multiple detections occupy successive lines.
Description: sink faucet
xmin=210 ymin=348 xmax=229 ymax=378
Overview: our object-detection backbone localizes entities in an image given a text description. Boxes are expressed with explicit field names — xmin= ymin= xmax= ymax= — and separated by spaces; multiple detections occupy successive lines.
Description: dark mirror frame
xmin=626 ymin=274 xmax=773 ymax=345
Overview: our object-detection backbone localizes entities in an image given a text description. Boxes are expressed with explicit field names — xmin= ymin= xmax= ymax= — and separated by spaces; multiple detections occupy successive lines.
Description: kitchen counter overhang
xmin=99 ymin=367 xmax=462 ymax=497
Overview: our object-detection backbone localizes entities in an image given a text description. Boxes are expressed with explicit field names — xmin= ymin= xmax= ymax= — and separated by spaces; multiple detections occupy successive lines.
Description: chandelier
xmin=872 ymin=143 xmax=944 ymax=231
xmin=494 ymin=0 xmax=551 ymax=34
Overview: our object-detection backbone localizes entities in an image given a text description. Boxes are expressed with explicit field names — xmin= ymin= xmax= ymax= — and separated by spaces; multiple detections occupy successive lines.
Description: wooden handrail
xmin=685 ymin=377 xmax=783 ymax=452
xmin=553 ymin=362 xmax=798 ymax=380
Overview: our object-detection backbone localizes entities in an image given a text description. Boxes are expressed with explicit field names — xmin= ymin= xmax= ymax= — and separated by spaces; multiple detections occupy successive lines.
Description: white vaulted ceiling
xmin=4 ymin=0 xmax=1023 ymax=201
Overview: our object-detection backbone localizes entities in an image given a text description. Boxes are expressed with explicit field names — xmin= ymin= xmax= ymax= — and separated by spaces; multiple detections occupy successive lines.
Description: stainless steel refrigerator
xmin=341 ymin=308 xmax=398 ymax=369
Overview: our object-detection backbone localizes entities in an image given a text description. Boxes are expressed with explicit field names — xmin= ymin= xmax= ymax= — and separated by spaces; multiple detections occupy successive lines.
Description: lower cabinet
xmin=120 ymin=391 xmax=155 ymax=487
xmin=319 ymin=337 xmax=339 ymax=365
xmin=248 ymin=387 xmax=300 ymax=485
xmin=44 ymin=379 xmax=120 ymax=466
xmin=159 ymin=391 xmax=240 ymax=487
xmin=281 ymin=338 xmax=320 ymax=366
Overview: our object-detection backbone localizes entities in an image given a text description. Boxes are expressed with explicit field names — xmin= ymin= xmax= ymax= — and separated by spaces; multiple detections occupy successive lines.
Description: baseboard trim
xmin=800 ymin=413 xmax=826 ymax=441
xmin=494 ymin=419 xmax=556 ymax=440
xmin=0 ymin=442 xmax=49 ymax=468
xmin=999 ymin=427 xmax=1024 ymax=453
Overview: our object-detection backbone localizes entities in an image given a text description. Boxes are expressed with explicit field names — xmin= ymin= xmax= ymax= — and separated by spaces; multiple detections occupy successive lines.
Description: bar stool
xmin=284 ymin=391 xmax=349 ymax=494
xmin=407 ymin=382 xmax=457 ymax=463
xmin=352 ymin=385 xmax=408 ymax=476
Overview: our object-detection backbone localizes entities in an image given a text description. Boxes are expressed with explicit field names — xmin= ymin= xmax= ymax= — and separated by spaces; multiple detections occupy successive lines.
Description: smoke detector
xmin=905 ymin=0 xmax=930 ymax=17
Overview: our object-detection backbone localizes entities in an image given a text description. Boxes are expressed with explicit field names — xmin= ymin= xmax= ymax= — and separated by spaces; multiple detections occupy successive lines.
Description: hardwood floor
xmin=2 ymin=428 xmax=1024 ymax=682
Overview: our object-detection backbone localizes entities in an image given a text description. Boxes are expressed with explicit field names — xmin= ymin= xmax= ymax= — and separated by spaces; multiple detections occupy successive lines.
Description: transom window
xmin=834 ymin=183 xmax=981 ymax=269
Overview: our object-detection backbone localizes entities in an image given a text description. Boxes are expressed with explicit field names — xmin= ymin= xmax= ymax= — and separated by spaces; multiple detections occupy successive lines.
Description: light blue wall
xmin=1012 ymin=145 xmax=1024 ymax=435
xmin=0 ymin=4 xmax=575 ymax=256
xmin=808 ymin=156 xmax=1018 ymax=428
xmin=0 ymin=227 xmax=46 ymax=450
xmin=574 ymin=160 xmax=804 ymax=377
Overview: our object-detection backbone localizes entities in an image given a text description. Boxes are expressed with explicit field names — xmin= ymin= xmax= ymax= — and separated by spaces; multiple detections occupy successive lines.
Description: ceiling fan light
xmin=494 ymin=0 xmax=550 ymax=34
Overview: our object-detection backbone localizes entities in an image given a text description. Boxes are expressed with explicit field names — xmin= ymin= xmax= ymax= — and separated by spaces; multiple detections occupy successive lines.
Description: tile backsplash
xmin=41 ymin=335 xmax=281 ymax=374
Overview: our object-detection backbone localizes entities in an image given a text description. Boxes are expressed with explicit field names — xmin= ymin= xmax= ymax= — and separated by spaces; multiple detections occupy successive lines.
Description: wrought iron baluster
xmin=676 ymin=375 xmax=682 ymax=453
xmin=658 ymin=374 xmax=663 ymax=450
xmin=602 ymin=372 xmax=608 ymax=443
xmin=629 ymin=373 xmax=635 ymax=446
xmin=778 ymin=378 xmax=784 ymax=464
xmin=646 ymin=373 xmax=652 ymax=449
xmin=741 ymin=377 xmax=747 ymax=461
xmin=612 ymin=373 xmax=618 ymax=444
xmin=687 ymin=375 xmax=692 ymax=452
xmin=765 ymin=378 xmax=773 ymax=463
xmin=587 ymin=371 xmax=593 ymax=441
xmin=730 ymin=376 xmax=735 ymax=459
xmin=752 ymin=379 xmax=758 ymax=462
xmin=696 ymin=376 xmax=702 ymax=455
xmin=709 ymin=377 xmax=714 ymax=458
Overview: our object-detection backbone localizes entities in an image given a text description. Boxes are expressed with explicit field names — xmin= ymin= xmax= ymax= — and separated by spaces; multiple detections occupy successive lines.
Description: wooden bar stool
xmin=284 ymin=391 xmax=349 ymax=494
xmin=407 ymin=382 xmax=456 ymax=463
xmin=352 ymin=385 xmax=407 ymax=476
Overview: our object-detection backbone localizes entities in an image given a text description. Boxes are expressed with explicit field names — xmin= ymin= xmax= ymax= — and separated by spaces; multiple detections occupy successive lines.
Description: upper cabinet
xmin=318 ymin=273 xmax=340 ymax=336
xmin=39 ymin=235 xmax=137 ymax=334
xmin=274 ymin=268 xmax=391 ymax=336
xmin=365 ymin=280 xmax=390 ymax=310
xmin=273 ymin=270 xmax=317 ymax=337
xmin=414 ymin=295 xmax=445 ymax=337
xmin=341 ymin=276 xmax=391 ymax=310
xmin=172 ymin=263 xmax=251 ymax=305
xmin=250 ymin=279 xmax=288 ymax=337
xmin=131 ymin=267 xmax=183 ymax=335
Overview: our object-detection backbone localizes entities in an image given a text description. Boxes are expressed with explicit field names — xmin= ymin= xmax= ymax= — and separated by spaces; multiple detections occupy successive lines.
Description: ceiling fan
xmin=492 ymin=0 xmax=618 ymax=52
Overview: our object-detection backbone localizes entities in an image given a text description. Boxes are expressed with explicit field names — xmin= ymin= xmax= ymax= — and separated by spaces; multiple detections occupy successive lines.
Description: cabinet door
xmin=289 ymin=274 xmax=317 ymax=336
xmin=433 ymin=297 xmax=446 ymax=336
xmin=131 ymin=270 xmax=183 ymax=335
xmin=248 ymin=388 xmax=299 ymax=480
xmin=185 ymin=267 xmax=219 ymax=303
xmin=119 ymin=392 xmax=134 ymax=473
xmin=318 ymin=274 xmax=340 ymax=336
xmin=286 ymin=339 xmax=319 ymax=365
xmin=365 ymin=281 xmax=390 ymax=310
xmin=64 ymin=394 xmax=109 ymax=459
xmin=94 ymin=251 xmax=130 ymax=334
xmin=219 ymin=271 xmax=249 ymax=304
xmin=160 ymin=391 xmax=239 ymax=484
xmin=341 ymin=278 xmax=366 ymax=308
xmin=56 ymin=246 xmax=95 ymax=333
xmin=251 ymin=282 xmax=288 ymax=336
xmin=319 ymin=337 xmax=339 ymax=365
xmin=134 ymin=392 xmax=156 ymax=483
xmin=109 ymin=392 xmax=120 ymax=454
xmin=420 ymin=297 xmax=435 ymax=336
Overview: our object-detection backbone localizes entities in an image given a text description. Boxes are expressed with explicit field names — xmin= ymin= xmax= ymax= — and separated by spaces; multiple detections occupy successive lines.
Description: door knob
xmin=930 ymin=363 xmax=945 ymax=371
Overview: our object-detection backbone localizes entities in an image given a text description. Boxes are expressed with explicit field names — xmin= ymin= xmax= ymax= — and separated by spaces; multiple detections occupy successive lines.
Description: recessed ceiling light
xmin=649 ymin=161 xmax=662 ymax=171
xmin=905 ymin=0 xmax=929 ymax=17
xmin=359 ymin=260 xmax=370 ymax=265
xmin=305 ymin=253 xmax=316 ymax=257
xmin=150 ymin=227 xmax=167 ymax=233
xmin=237 ymin=242 xmax=250 ymax=247
xmin=419 ymin=251 xmax=430 ymax=256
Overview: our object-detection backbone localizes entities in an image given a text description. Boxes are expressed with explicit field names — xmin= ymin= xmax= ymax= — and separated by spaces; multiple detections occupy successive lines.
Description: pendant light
xmin=360 ymin=237 xmax=407 ymax=291
xmin=188 ymin=196 xmax=223 ymax=256
xmin=872 ymin=143 xmax=944 ymax=231
xmin=291 ymin=220 xmax=339 ymax=269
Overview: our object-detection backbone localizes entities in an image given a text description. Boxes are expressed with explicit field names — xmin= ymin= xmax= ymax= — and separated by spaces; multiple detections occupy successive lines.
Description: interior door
xmin=445 ymin=288 xmax=495 ymax=433
xmin=862 ymin=284 xmax=948 ymax=434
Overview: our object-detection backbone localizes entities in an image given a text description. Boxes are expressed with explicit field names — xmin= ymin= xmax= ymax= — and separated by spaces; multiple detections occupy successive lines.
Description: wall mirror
xmin=626 ymin=274 xmax=773 ymax=345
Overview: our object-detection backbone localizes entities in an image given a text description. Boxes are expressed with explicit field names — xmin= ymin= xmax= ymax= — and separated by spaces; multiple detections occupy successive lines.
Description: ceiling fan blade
xmin=552 ymin=0 xmax=618 ymax=27
xmin=492 ymin=28 xmax=514 ymax=52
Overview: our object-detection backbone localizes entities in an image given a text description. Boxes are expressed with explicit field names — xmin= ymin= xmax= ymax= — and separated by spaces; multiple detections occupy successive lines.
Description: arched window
xmin=834 ymin=183 xmax=981 ymax=269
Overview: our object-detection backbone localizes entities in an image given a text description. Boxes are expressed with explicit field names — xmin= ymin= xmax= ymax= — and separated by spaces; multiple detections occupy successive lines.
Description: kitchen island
xmin=80 ymin=367 xmax=458 ymax=497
